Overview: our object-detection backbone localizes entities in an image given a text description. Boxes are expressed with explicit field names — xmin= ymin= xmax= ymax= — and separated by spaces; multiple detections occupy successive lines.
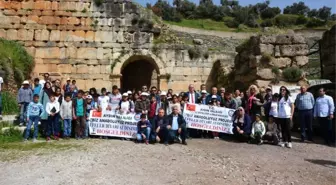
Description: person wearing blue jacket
xmin=137 ymin=114 xmax=152 ymax=144
xmin=232 ymin=107 xmax=252 ymax=142
xmin=24 ymin=94 xmax=44 ymax=142
xmin=206 ymin=87 xmax=222 ymax=104
xmin=184 ymin=84 xmax=200 ymax=104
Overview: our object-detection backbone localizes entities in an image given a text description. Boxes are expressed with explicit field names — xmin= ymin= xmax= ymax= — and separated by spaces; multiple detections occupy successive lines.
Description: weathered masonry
xmin=0 ymin=0 xmax=234 ymax=92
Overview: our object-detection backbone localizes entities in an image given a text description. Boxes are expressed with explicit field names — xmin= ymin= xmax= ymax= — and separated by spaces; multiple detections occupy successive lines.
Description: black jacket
xmin=166 ymin=114 xmax=186 ymax=128
xmin=151 ymin=115 xmax=168 ymax=130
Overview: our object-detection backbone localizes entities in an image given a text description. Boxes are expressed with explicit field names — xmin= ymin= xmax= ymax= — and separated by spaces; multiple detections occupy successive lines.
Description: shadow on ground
xmin=305 ymin=159 xmax=336 ymax=169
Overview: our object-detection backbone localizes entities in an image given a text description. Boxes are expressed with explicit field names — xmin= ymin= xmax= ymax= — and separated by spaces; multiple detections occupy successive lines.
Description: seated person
xmin=136 ymin=114 xmax=151 ymax=144
xmin=151 ymin=108 xmax=169 ymax=145
xmin=262 ymin=116 xmax=279 ymax=145
xmin=166 ymin=106 xmax=187 ymax=145
xmin=250 ymin=114 xmax=266 ymax=145
xmin=232 ymin=107 xmax=252 ymax=142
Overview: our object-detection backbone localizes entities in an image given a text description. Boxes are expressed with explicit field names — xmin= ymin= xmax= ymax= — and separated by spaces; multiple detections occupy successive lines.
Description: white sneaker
xmin=23 ymin=139 xmax=28 ymax=142
xmin=32 ymin=138 xmax=37 ymax=142
xmin=19 ymin=123 xmax=24 ymax=127
xmin=177 ymin=136 xmax=182 ymax=143
xmin=279 ymin=142 xmax=285 ymax=147
xmin=287 ymin=142 xmax=292 ymax=148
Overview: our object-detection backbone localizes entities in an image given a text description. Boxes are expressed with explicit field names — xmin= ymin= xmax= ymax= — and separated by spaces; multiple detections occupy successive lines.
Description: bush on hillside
xmin=282 ymin=67 xmax=303 ymax=82
xmin=1 ymin=91 xmax=19 ymax=115
xmin=261 ymin=18 xmax=274 ymax=27
xmin=274 ymin=14 xmax=299 ymax=27
xmin=296 ymin=15 xmax=308 ymax=25
xmin=223 ymin=17 xmax=239 ymax=28
xmin=306 ymin=18 xmax=327 ymax=28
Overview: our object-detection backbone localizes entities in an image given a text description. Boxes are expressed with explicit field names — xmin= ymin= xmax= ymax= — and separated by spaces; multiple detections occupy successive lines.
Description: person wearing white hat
xmin=156 ymin=91 xmax=169 ymax=115
xmin=197 ymin=90 xmax=208 ymax=105
xmin=117 ymin=93 xmax=134 ymax=115
xmin=17 ymin=80 xmax=33 ymax=126
xmin=63 ymin=77 xmax=72 ymax=93
xmin=135 ymin=91 xmax=150 ymax=114
xmin=206 ymin=87 xmax=222 ymax=104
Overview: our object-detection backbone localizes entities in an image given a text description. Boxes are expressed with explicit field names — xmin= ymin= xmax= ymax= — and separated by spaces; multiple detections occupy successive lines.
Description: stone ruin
xmin=232 ymin=33 xmax=309 ymax=90
xmin=0 ymin=0 xmax=232 ymax=92
xmin=320 ymin=25 xmax=336 ymax=82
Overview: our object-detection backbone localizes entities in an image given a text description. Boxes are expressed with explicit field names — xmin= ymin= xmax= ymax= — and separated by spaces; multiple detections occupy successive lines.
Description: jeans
xmin=75 ymin=116 xmax=86 ymax=138
xmin=137 ymin=127 xmax=151 ymax=141
xmin=19 ymin=102 xmax=30 ymax=123
xmin=47 ymin=113 xmax=60 ymax=137
xmin=151 ymin=127 xmax=169 ymax=143
xmin=63 ymin=119 xmax=72 ymax=137
xmin=318 ymin=117 xmax=333 ymax=144
xmin=278 ymin=118 xmax=292 ymax=142
xmin=85 ymin=120 xmax=89 ymax=137
xmin=168 ymin=126 xmax=186 ymax=143
xmin=251 ymin=131 xmax=262 ymax=144
xmin=299 ymin=109 xmax=313 ymax=140
xmin=24 ymin=116 xmax=40 ymax=139
xmin=262 ymin=132 xmax=279 ymax=145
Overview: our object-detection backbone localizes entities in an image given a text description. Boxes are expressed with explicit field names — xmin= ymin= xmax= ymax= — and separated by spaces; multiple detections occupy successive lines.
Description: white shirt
xmin=109 ymin=93 xmax=122 ymax=110
xmin=46 ymin=100 xmax=60 ymax=115
xmin=98 ymin=95 xmax=110 ymax=111
xmin=0 ymin=77 xmax=3 ymax=91
xmin=269 ymin=101 xmax=278 ymax=117
xmin=278 ymin=97 xmax=294 ymax=118
xmin=39 ymin=79 xmax=46 ymax=87
xmin=120 ymin=101 xmax=130 ymax=115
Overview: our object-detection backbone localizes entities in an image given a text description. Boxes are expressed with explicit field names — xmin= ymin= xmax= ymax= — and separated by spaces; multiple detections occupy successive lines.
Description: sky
xmin=135 ymin=0 xmax=336 ymax=13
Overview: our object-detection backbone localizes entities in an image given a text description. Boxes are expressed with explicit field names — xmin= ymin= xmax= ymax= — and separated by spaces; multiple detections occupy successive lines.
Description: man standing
xmin=295 ymin=85 xmax=315 ymax=142
xmin=141 ymin=85 xmax=148 ymax=93
xmin=219 ymin=87 xmax=225 ymax=94
xmin=0 ymin=71 xmax=3 ymax=120
xmin=157 ymin=91 xmax=169 ymax=115
xmin=33 ymin=78 xmax=42 ymax=95
xmin=166 ymin=106 xmax=187 ymax=145
xmin=197 ymin=90 xmax=207 ymax=105
xmin=206 ymin=87 xmax=221 ymax=104
xmin=221 ymin=92 xmax=238 ymax=109
xmin=314 ymin=88 xmax=335 ymax=146
xmin=39 ymin=73 xmax=50 ymax=88
xmin=150 ymin=86 xmax=160 ymax=101
xmin=63 ymin=78 xmax=71 ymax=93
xmin=151 ymin=108 xmax=169 ymax=145
xmin=135 ymin=92 xmax=150 ymax=115
xmin=184 ymin=84 xmax=199 ymax=104
xmin=263 ymin=87 xmax=273 ymax=121
xmin=17 ymin=80 xmax=33 ymax=126
xmin=234 ymin=89 xmax=242 ymax=107
xmin=109 ymin=85 xmax=122 ymax=112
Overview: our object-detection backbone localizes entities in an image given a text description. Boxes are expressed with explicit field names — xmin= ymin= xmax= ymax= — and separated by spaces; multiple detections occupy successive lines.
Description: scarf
xmin=247 ymin=94 xmax=255 ymax=114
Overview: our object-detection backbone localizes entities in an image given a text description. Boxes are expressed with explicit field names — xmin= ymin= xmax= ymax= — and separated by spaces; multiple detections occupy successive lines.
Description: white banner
xmin=88 ymin=110 xmax=139 ymax=138
xmin=183 ymin=103 xmax=235 ymax=134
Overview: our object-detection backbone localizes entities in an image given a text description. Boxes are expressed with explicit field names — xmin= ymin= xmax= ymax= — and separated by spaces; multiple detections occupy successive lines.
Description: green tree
xmin=317 ymin=6 xmax=332 ymax=20
xmin=260 ymin=7 xmax=281 ymax=19
xmin=308 ymin=9 xmax=318 ymax=18
xmin=283 ymin=1 xmax=310 ymax=16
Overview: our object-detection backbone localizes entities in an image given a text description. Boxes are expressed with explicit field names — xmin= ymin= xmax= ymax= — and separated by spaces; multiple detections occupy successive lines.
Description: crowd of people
xmin=16 ymin=73 xmax=335 ymax=147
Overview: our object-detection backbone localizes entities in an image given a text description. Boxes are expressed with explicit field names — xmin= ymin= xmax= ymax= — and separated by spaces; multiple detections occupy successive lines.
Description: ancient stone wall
xmin=232 ymin=33 xmax=309 ymax=90
xmin=320 ymin=25 xmax=336 ymax=82
xmin=0 ymin=0 xmax=233 ymax=92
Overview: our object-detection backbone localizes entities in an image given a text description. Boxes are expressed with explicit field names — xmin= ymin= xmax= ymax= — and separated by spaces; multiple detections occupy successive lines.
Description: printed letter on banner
xmin=183 ymin=103 xmax=235 ymax=134
xmin=88 ymin=110 xmax=139 ymax=138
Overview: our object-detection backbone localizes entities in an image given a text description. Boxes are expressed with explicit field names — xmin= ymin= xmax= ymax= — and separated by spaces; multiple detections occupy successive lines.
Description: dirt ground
xmin=0 ymin=135 xmax=335 ymax=185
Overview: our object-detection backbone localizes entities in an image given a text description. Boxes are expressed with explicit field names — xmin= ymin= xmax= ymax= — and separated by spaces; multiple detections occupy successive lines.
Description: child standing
xmin=46 ymin=93 xmax=60 ymax=141
xmin=24 ymin=94 xmax=44 ymax=142
xmin=72 ymin=90 xmax=86 ymax=139
xmin=136 ymin=114 xmax=152 ymax=144
xmin=250 ymin=114 xmax=266 ymax=145
xmin=262 ymin=116 xmax=279 ymax=145
xmin=85 ymin=95 xmax=95 ymax=138
xmin=60 ymin=94 xmax=73 ymax=139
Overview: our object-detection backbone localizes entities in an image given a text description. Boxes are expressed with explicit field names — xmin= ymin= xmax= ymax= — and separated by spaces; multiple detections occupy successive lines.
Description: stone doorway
xmin=121 ymin=58 xmax=158 ymax=92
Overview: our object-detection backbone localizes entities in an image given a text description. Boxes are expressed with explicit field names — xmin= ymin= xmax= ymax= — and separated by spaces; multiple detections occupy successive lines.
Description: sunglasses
xmin=281 ymin=89 xmax=286 ymax=91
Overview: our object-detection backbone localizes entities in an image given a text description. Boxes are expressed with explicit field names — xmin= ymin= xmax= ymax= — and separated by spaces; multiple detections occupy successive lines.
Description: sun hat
xmin=87 ymin=95 xmax=93 ymax=99
xmin=160 ymin=91 xmax=167 ymax=96
xmin=201 ymin=90 xmax=207 ymax=94
xmin=127 ymin=91 xmax=132 ymax=95
xmin=122 ymin=93 xmax=128 ymax=97
xmin=211 ymin=95 xmax=217 ymax=99
xmin=141 ymin=92 xmax=149 ymax=96
xmin=22 ymin=80 xmax=29 ymax=85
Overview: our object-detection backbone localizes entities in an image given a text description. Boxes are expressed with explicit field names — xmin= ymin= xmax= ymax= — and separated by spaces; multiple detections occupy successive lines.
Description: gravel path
xmin=0 ymin=137 xmax=335 ymax=185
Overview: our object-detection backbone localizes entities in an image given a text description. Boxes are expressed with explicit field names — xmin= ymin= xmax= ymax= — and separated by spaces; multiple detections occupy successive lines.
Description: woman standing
xmin=246 ymin=85 xmax=264 ymax=122
xmin=39 ymin=82 xmax=54 ymax=136
xmin=278 ymin=86 xmax=295 ymax=148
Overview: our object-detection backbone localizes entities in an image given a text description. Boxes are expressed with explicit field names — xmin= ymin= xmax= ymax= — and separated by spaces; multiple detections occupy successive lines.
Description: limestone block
xmin=116 ymin=31 xmax=124 ymax=43
xmin=279 ymin=44 xmax=308 ymax=57
xmin=39 ymin=16 xmax=60 ymax=25
xmin=291 ymin=35 xmax=306 ymax=44
xmin=22 ymin=1 xmax=34 ymax=9
xmin=0 ymin=29 xmax=6 ymax=38
xmin=249 ymin=55 xmax=262 ymax=68
xmin=42 ymin=10 xmax=54 ymax=16
xmin=57 ymin=64 xmax=72 ymax=73
xmin=60 ymin=31 xmax=74 ymax=42
xmin=97 ymin=48 xmax=112 ymax=60
xmin=255 ymin=44 xmax=274 ymax=55
xmin=25 ymin=46 xmax=35 ymax=57
xmin=270 ymin=57 xmax=292 ymax=68
xmin=255 ymin=80 xmax=271 ymax=88
xmin=77 ymin=48 xmax=97 ymax=59
xmin=72 ymin=30 xmax=85 ymax=41
xmin=100 ymin=65 xmax=111 ymax=74
xmin=274 ymin=45 xmax=280 ymax=57
xmin=76 ymin=64 xmax=89 ymax=74
xmin=66 ymin=47 xmax=77 ymax=59
xmin=43 ymin=59 xmax=61 ymax=64
xmin=88 ymin=65 xmax=101 ymax=74
xmin=256 ymin=68 xmax=275 ymax=80
xmin=34 ymin=30 xmax=50 ymax=41
xmin=6 ymin=29 xmax=18 ymax=40
xmin=275 ymin=35 xmax=292 ymax=45
xmin=294 ymin=56 xmax=309 ymax=66
xmin=85 ymin=31 xmax=95 ymax=42
xmin=50 ymin=30 xmax=61 ymax=41
xmin=17 ymin=29 xmax=34 ymax=41
xmin=35 ymin=47 xmax=60 ymax=59
xmin=34 ymin=64 xmax=49 ymax=73
xmin=34 ymin=1 xmax=51 ymax=10
xmin=51 ymin=1 xmax=58 ymax=10
xmin=27 ymin=15 xmax=39 ymax=24
xmin=259 ymin=35 xmax=276 ymax=44
xmin=67 ymin=17 xmax=80 ymax=25
xmin=59 ymin=48 xmax=67 ymax=59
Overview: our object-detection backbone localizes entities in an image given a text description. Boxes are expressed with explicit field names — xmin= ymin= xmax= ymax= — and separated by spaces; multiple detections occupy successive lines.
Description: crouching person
xmin=151 ymin=108 xmax=169 ymax=145
xmin=232 ymin=107 xmax=252 ymax=142
xmin=137 ymin=114 xmax=151 ymax=144
xmin=24 ymin=94 xmax=44 ymax=142
xmin=262 ymin=116 xmax=279 ymax=145
xmin=166 ymin=106 xmax=187 ymax=145
xmin=250 ymin=114 xmax=266 ymax=145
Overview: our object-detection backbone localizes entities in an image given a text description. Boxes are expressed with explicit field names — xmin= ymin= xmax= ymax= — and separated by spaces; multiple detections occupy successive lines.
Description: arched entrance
xmin=120 ymin=56 xmax=159 ymax=92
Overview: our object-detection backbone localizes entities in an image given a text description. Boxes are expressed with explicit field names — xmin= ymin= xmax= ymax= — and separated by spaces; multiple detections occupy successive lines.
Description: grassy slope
xmin=164 ymin=18 xmax=335 ymax=33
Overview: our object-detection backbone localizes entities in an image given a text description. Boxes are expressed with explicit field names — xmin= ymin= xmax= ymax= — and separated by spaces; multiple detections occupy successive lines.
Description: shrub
xmin=306 ymin=18 xmax=326 ymax=28
xmin=271 ymin=67 xmax=280 ymax=75
xmin=274 ymin=14 xmax=298 ymax=27
xmin=81 ymin=8 xmax=87 ymax=13
xmin=0 ymin=126 xmax=23 ymax=143
xmin=188 ymin=47 xmax=201 ymax=60
xmin=296 ymin=15 xmax=308 ymax=25
xmin=223 ymin=17 xmax=239 ymax=28
xmin=237 ymin=24 xmax=249 ymax=32
xmin=260 ymin=53 xmax=273 ymax=63
xmin=94 ymin=0 xmax=103 ymax=7
xmin=261 ymin=19 xmax=274 ymax=27
xmin=1 ymin=92 xmax=19 ymax=115
xmin=131 ymin=17 xmax=138 ymax=25
xmin=146 ymin=20 xmax=154 ymax=29
xmin=203 ymin=51 xmax=209 ymax=59
xmin=282 ymin=67 xmax=303 ymax=82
